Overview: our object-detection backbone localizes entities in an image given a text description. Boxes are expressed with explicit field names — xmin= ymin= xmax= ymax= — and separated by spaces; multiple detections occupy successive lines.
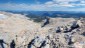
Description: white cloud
xmin=60 ymin=4 xmax=74 ymax=7
xmin=0 ymin=3 xmax=63 ymax=11
xmin=0 ymin=3 xmax=48 ymax=11
xmin=45 ymin=0 xmax=85 ymax=7
xmin=45 ymin=1 xmax=54 ymax=5
xmin=0 ymin=0 xmax=85 ymax=11
xmin=80 ymin=1 xmax=85 ymax=4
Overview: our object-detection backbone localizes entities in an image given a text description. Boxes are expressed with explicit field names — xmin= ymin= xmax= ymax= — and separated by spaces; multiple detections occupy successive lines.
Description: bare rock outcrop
xmin=0 ymin=12 xmax=85 ymax=48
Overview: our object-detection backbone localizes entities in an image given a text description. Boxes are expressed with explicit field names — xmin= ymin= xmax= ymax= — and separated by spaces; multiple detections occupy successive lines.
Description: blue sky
xmin=0 ymin=0 xmax=85 ymax=11
xmin=0 ymin=0 xmax=51 ymax=4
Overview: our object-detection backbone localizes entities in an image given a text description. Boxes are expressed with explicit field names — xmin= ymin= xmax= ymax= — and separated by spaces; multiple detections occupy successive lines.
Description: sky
xmin=0 ymin=0 xmax=85 ymax=11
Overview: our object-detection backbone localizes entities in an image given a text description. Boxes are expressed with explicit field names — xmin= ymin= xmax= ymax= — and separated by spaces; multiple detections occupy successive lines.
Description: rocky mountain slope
xmin=0 ymin=12 xmax=85 ymax=48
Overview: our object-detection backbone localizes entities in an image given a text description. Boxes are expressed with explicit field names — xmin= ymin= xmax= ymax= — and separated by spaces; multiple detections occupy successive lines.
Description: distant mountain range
xmin=2 ymin=11 xmax=85 ymax=22
xmin=4 ymin=11 xmax=85 ymax=17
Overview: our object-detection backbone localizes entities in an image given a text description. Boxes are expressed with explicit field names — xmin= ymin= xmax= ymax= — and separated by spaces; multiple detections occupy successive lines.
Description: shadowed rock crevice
xmin=64 ymin=24 xmax=80 ymax=33
xmin=27 ymin=39 xmax=35 ymax=48
xmin=0 ymin=40 xmax=5 ymax=48
xmin=56 ymin=20 xmax=82 ymax=33
xmin=10 ymin=40 xmax=15 ymax=48
xmin=81 ymin=32 xmax=85 ymax=36
xmin=39 ymin=41 xmax=46 ymax=48
xmin=41 ymin=17 xmax=50 ymax=27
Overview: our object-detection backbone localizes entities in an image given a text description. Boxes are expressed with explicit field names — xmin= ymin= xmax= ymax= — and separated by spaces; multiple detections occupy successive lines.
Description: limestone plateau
xmin=0 ymin=12 xmax=85 ymax=48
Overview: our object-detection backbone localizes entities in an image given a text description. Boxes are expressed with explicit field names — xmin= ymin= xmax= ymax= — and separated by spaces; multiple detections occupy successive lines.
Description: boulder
xmin=71 ymin=20 xmax=82 ymax=29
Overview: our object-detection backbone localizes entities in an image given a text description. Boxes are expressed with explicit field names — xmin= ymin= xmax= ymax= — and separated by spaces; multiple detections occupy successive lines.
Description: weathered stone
xmin=0 ymin=12 xmax=85 ymax=48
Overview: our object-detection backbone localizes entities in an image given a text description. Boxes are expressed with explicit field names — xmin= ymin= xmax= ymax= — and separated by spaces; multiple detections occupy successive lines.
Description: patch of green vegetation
xmin=26 ymin=15 xmax=46 ymax=23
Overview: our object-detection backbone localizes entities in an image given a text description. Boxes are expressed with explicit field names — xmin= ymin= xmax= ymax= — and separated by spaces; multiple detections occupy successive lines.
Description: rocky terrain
xmin=0 ymin=11 xmax=85 ymax=48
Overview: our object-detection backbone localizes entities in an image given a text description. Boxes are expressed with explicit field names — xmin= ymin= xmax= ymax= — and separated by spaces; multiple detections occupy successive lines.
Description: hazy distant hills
xmin=5 ymin=11 xmax=85 ymax=17
xmin=3 ymin=11 xmax=85 ymax=22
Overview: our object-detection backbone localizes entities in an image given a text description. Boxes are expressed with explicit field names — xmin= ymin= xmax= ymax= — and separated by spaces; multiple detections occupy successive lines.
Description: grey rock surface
xmin=0 ymin=12 xmax=85 ymax=48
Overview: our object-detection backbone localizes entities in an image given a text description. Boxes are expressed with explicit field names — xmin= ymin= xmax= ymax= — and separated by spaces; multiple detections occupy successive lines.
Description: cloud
xmin=0 ymin=0 xmax=85 ymax=11
xmin=81 ymin=1 xmax=85 ymax=4
xmin=0 ymin=3 xmax=46 ymax=11
xmin=45 ymin=1 xmax=54 ymax=5
xmin=45 ymin=0 xmax=85 ymax=7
